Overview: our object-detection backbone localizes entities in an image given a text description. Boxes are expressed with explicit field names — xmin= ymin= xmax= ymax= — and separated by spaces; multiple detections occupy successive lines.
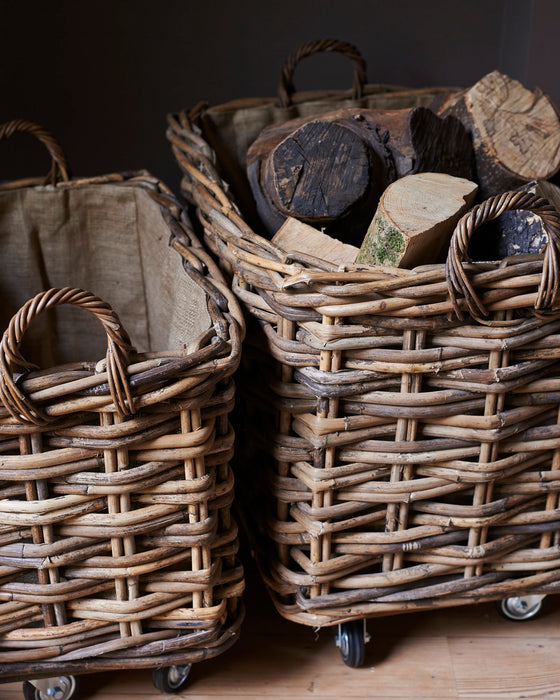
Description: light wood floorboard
xmin=3 ymin=550 xmax=560 ymax=699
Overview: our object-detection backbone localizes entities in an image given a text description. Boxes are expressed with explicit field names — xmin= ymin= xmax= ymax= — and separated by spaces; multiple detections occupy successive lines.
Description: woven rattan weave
xmin=0 ymin=121 xmax=245 ymax=684
xmin=167 ymin=40 xmax=560 ymax=629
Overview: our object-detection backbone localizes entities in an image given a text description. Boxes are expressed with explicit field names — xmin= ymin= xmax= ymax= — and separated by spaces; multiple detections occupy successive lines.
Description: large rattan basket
xmin=167 ymin=40 xmax=560 ymax=664
xmin=0 ymin=120 xmax=245 ymax=694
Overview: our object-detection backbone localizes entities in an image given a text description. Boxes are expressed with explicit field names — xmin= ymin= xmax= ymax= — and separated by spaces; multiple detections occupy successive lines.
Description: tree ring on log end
xmin=270 ymin=120 xmax=372 ymax=221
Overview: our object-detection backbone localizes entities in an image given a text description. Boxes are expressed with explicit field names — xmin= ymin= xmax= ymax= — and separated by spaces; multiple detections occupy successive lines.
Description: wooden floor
xmin=4 ymin=548 xmax=560 ymax=700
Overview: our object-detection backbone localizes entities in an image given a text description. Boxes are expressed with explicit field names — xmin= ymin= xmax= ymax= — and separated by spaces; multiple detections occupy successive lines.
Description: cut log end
xmin=356 ymin=172 xmax=478 ymax=268
xmin=270 ymin=120 xmax=372 ymax=221
xmin=467 ymin=71 xmax=560 ymax=181
xmin=441 ymin=71 xmax=560 ymax=198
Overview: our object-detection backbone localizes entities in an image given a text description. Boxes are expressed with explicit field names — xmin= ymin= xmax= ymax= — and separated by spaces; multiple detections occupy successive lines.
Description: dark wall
xmin=0 ymin=0 xmax=557 ymax=192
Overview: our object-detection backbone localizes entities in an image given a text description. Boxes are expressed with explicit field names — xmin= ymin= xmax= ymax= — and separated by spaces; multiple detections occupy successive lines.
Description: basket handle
xmin=0 ymin=119 xmax=70 ymax=185
xmin=0 ymin=287 xmax=135 ymax=425
xmin=446 ymin=191 xmax=560 ymax=321
xmin=277 ymin=38 xmax=367 ymax=108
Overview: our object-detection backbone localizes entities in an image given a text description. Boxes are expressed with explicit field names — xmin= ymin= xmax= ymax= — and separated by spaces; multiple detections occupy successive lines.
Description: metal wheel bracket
xmin=169 ymin=664 xmax=192 ymax=683
xmin=500 ymin=594 xmax=546 ymax=620
xmin=28 ymin=676 xmax=76 ymax=699
xmin=335 ymin=619 xmax=369 ymax=647
xmin=152 ymin=663 xmax=193 ymax=693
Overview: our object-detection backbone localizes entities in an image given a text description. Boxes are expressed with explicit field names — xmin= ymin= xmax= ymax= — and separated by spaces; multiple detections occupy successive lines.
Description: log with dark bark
xmin=439 ymin=71 xmax=560 ymax=200
xmin=247 ymin=106 xmax=474 ymax=244
xmin=355 ymin=172 xmax=478 ymax=268
xmin=491 ymin=180 xmax=560 ymax=259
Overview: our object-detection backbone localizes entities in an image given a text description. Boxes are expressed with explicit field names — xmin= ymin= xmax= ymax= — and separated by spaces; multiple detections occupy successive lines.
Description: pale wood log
xmin=439 ymin=71 xmax=560 ymax=199
xmin=355 ymin=173 xmax=478 ymax=267
xmin=271 ymin=217 xmax=359 ymax=266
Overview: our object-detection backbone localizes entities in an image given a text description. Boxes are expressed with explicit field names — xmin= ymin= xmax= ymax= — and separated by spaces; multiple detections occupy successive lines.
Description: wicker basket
xmin=0 ymin=120 xmax=245 ymax=692
xmin=168 ymin=39 xmax=560 ymax=651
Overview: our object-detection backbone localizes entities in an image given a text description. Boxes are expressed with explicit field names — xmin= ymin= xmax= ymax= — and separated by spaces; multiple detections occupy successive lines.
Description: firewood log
xmin=491 ymin=180 xmax=560 ymax=259
xmin=355 ymin=173 xmax=478 ymax=268
xmin=272 ymin=217 xmax=359 ymax=266
xmin=439 ymin=71 xmax=560 ymax=199
xmin=247 ymin=106 xmax=474 ymax=244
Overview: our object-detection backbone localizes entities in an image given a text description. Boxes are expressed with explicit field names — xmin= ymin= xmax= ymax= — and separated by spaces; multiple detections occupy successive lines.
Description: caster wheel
xmin=23 ymin=676 xmax=80 ymax=700
xmin=497 ymin=595 xmax=545 ymax=621
xmin=335 ymin=620 xmax=366 ymax=668
xmin=152 ymin=664 xmax=193 ymax=693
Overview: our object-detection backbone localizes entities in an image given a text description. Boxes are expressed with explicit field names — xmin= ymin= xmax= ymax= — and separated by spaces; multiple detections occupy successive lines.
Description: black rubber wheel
xmin=152 ymin=664 xmax=193 ymax=693
xmin=22 ymin=676 xmax=79 ymax=700
xmin=496 ymin=595 xmax=544 ymax=621
xmin=335 ymin=620 xmax=366 ymax=668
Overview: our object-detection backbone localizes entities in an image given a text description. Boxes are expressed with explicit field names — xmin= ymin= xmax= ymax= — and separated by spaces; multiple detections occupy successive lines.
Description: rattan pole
xmin=31 ymin=431 xmax=67 ymax=628
xmin=540 ymin=403 xmax=560 ymax=550
xmin=277 ymin=317 xmax=296 ymax=568
xmin=321 ymin=318 xmax=342 ymax=596
xmin=182 ymin=408 xmax=212 ymax=608
xmin=115 ymin=414 xmax=142 ymax=637
xmin=464 ymin=309 xmax=509 ymax=577
xmin=309 ymin=316 xmax=337 ymax=598
xmin=474 ymin=311 xmax=510 ymax=576
xmin=215 ymin=393 xmax=237 ymax=617
xmin=181 ymin=409 xmax=202 ymax=609
xmin=101 ymin=411 xmax=131 ymax=637
xmin=383 ymin=329 xmax=416 ymax=572
xmin=192 ymin=406 xmax=213 ymax=608
xmin=19 ymin=434 xmax=56 ymax=629
xmin=393 ymin=330 xmax=425 ymax=570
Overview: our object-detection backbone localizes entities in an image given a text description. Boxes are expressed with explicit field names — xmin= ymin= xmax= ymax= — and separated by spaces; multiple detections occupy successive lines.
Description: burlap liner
xmin=0 ymin=181 xmax=210 ymax=366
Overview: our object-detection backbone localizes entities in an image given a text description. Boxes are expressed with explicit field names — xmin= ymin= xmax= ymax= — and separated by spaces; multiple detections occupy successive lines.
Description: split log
xmin=355 ymin=173 xmax=478 ymax=268
xmin=247 ymin=106 xmax=474 ymax=244
xmin=492 ymin=180 xmax=560 ymax=259
xmin=272 ymin=217 xmax=359 ymax=266
xmin=439 ymin=71 xmax=560 ymax=199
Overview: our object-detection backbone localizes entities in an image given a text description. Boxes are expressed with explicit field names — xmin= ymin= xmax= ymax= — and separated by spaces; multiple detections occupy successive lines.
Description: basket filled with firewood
xmin=167 ymin=38 xmax=560 ymax=667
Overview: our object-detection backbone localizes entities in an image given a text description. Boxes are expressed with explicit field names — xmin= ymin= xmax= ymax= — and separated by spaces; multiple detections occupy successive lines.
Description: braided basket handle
xmin=278 ymin=38 xmax=367 ymax=108
xmin=446 ymin=191 xmax=560 ymax=321
xmin=0 ymin=288 xmax=135 ymax=425
xmin=0 ymin=119 xmax=69 ymax=185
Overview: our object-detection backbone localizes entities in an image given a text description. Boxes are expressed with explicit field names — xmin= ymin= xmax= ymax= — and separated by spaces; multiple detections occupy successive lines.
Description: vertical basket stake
xmin=383 ymin=329 xmax=420 ymax=572
xmin=117 ymin=413 xmax=142 ymax=637
xmin=276 ymin=317 xmax=296 ymax=567
xmin=19 ymin=434 xmax=57 ymax=628
xmin=182 ymin=407 xmax=213 ymax=607
xmin=102 ymin=411 xmax=134 ymax=638
xmin=30 ymin=430 xmax=68 ymax=627
xmin=465 ymin=309 xmax=509 ymax=578
xmin=392 ymin=330 xmax=426 ymax=571
xmin=539 ymin=404 xmax=560 ymax=550
xmin=310 ymin=315 xmax=341 ymax=598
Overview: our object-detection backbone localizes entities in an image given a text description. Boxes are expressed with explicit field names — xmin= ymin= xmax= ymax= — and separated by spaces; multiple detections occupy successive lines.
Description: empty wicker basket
xmin=0 ymin=120 xmax=245 ymax=696
xmin=167 ymin=40 xmax=560 ymax=667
